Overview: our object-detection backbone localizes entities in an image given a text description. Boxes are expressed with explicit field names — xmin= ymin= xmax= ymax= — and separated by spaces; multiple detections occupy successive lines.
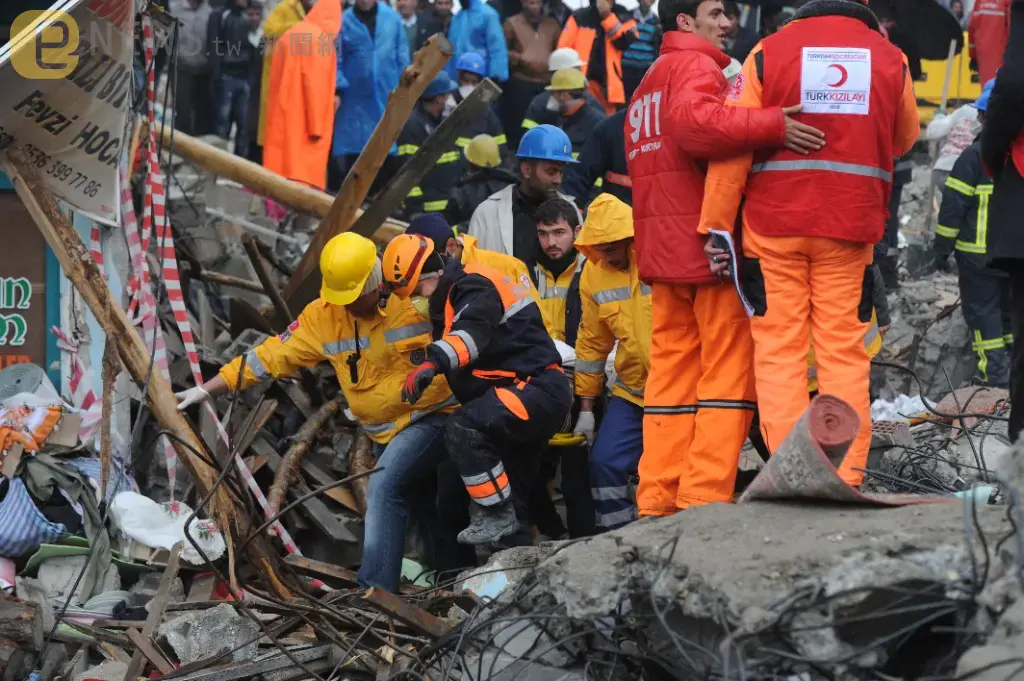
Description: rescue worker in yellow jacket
xmin=571 ymin=194 xmax=651 ymax=531
xmin=532 ymin=198 xmax=586 ymax=342
xmin=174 ymin=233 xmax=456 ymax=593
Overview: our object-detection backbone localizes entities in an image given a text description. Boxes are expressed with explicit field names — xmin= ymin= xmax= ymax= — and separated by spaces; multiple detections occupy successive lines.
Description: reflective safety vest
xmin=220 ymin=295 xmax=457 ymax=445
xmin=744 ymin=15 xmax=905 ymax=244
xmin=533 ymin=255 xmax=585 ymax=342
xmin=806 ymin=309 xmax=882 ymax=392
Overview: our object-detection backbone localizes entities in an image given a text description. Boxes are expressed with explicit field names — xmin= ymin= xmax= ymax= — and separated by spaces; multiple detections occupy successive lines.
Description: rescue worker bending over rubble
xmin=444 ymin=135 xmax=520 ymax=230
xmin=935 ymin=83 xmax=1012 ymax=388
xmin=547 ymin=68 xmax=609 ymax=160
xmin=627 ymin=0 xmax=826 ymax=515
xmin=469 ymin=124 xmax=581 ymax=264
xmin=175 ymin=234 xmax=456 ymax=592
xmin=699 ymin=0 xmax=919 ymax=486
xmin=383 ymin=234 xmax=571 ymax=544
xmin=400 ymin=72 xmax=466 ymax=216
xmin=572 ymin=193 xmax=651 ymax=531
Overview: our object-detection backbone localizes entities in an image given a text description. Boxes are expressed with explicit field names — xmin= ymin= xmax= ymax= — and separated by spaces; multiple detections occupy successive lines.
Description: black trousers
xmin=959 ymin=259 xmax=1013 ymax=387
xmin=175 ymin=69 xmax=215 ymax=136
xmin=527 ymin=443 xmax=594 ymax=538
xmin=1008 ymin=269 xmax=1024 ymax=442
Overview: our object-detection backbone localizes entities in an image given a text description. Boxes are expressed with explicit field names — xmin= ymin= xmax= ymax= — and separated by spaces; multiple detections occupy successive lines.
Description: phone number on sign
xmin=22 ymin=144 xmax=103 ymax=198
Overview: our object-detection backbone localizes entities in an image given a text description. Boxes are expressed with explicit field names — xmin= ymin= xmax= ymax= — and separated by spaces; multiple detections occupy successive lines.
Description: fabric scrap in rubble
xmin=110 ymin=491 xmax=226 ymax=565
xmin=0 ymin=404 xmax=63 ymax=453
xmin=0 ymin=476 xmax=65 ymax=557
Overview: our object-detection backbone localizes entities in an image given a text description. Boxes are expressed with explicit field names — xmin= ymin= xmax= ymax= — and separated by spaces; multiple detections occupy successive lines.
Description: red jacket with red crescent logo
xmin=742 ymin=13 xmax=907 ymax=244
xmin=969 ymin=0 xmax=1011 ymax=84
xmin=625 ymin=31 xmax=786 ymax=285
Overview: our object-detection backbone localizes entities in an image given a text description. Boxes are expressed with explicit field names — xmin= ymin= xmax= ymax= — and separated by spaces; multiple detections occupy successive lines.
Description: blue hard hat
xmin=516 ymin=124 xmax=577 ymax=163
xmin=975 ymin=78 xmax=996 ymax=112
xmin=422 ymin=71 xmax=457 ymax=98
xmin=455 ymin=52 xmax=487 ymax=77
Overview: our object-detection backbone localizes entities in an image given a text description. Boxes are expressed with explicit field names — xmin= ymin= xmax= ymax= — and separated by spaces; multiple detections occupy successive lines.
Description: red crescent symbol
xmin=826 ymin=64 xmax=848 ymax=88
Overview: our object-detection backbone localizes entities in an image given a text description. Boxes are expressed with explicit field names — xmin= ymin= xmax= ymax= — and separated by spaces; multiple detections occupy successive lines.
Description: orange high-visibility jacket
xmin=262 ymin=0 xmax=341 ymax=190
xmin=969 ymin=0 xmax=1010 ymax=84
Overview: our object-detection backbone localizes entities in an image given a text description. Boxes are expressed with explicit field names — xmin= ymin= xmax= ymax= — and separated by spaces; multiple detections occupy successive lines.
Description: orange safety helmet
xmin=383 ymin=234 xmax=437 ymax=298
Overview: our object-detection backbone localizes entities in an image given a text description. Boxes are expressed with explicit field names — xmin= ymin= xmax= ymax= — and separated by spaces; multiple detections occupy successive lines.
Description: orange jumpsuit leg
xmin=637 ymin=283 xmax=701 ymax=517
xmin=676 ymin=282 xmax=757 ymax=507
xmin=808 ymin=238 xmax=874 ymax=485
xmin=744 ymin=230 xmax=814 ymax=456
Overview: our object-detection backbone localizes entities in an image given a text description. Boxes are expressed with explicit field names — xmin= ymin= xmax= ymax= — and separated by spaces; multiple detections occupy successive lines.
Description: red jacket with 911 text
xmin=625 ymin=31 xmax=787 ymax=285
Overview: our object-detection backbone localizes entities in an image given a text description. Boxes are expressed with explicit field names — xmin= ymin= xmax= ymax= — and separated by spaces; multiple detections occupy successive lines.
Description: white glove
xmin=175 ymin=386 xmax=210 ymax=411
xmin=573 ymin=411 xmax=596 ymax=446
xmin=553 ymin=339 xmax=576 ymax=369
xmin=343 ymin=407 xmax=358 ymax=423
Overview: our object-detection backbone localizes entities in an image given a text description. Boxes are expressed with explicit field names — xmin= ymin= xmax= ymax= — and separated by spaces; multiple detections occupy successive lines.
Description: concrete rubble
xmin=156 ymin=602 xmax=260 ymax=665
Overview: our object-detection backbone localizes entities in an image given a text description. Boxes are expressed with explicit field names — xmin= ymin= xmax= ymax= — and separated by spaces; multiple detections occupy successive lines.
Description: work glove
xmin=401 ymin=361 xmax=438 ymax=405
xmin=175 ymin=386 xmax=210 ymax=411
xmin=572 ymin=411 xmax=596 ymax=446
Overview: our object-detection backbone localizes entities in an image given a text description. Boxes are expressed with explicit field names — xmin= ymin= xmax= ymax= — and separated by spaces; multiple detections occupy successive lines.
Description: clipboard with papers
xmin=708 ymin=229 xmax=755 ymax=317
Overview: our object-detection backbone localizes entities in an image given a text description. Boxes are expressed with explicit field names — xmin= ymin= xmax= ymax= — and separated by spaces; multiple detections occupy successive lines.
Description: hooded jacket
xmin=263 ymin=0 xmax=342 ymax=189
xmin=467 ymin=184 xmax=581 ymax=257
xmin=333 ymin=2 xmax=411 ymax=157
xmin=447 ymin=0 xmax=510 ymax=81
xmin=573 ymin=194 xmax=651 ymax=406
xmin=220 ymin=293 xmax=456 ymax=445
xmin=257 ymin=0 xmax=307 ymax=146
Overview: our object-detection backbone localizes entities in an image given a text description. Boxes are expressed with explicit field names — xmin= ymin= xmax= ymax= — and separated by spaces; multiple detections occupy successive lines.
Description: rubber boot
xmin=457 ymin=503 xmax=519 ymax=545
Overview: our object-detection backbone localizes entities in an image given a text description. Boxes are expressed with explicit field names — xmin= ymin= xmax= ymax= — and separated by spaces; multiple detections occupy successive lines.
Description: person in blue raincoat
xmin=330 ymin=0 xmax=411 ymax=192
xmin=447 ymin=0 xmax=509 ymax=83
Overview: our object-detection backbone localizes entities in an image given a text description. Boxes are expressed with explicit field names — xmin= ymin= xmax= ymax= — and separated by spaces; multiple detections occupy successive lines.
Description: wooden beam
xmin=284 ymin=34 xmax=454 ymax=312
xmin=268 ymin=396 xmax=342 ymax=518
xmin=126 ymin=628 xmax=174 ymax=675
xmin=158 ymin=126 xmax=407 ymax=242
xmin=349 ymin=78 xmax=502 ymax=239
xmin=363 ymin=588 xmax=450 ymax=639
xmin=284 ymin=555 xmax=359 ymax=586
xmin=242 ymin=234 xmax=292 ymax=331
xmin=0 ymin=149 xmax=291 ymax=600
xmin=0 ymin=595 xmax=41 ymax=651
xmin=124 ymin=542 xmax=183 ymax=680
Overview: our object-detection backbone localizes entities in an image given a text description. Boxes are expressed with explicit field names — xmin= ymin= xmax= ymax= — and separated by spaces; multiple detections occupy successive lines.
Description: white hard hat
xmin=549 ymin=47 xmax=584 ymax=72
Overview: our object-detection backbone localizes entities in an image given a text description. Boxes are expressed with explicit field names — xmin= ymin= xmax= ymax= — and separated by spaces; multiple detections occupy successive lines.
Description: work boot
xmin=458 ymin=503 xmax=519 ymax=545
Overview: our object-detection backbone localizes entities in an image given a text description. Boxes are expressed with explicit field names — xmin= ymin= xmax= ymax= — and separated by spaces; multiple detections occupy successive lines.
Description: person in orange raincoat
xmin=262 ymin=0 xmax=341 ymax=190
xmin=969 ymin=0 xmax=1011 ymax=84
xmin=257 ymin=0 xmax=312 ymax=149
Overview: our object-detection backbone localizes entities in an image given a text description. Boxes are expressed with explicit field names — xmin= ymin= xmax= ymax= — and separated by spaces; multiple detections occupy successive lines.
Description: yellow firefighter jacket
xmin=572 ymin=194 xmax=652 ymax=407
xmin=533 ymin=255 xmax=585 ymax=342
xmin=219 ymin=295 xmax=457 ymax=444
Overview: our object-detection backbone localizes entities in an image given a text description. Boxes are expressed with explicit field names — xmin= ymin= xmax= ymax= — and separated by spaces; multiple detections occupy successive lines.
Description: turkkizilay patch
xmin=800 ymin=47 xmax=871 ymax=115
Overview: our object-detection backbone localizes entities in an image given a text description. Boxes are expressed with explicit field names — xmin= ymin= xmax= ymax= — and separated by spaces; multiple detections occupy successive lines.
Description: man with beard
xmin=468 ymin=124 xmax=582 ymax=266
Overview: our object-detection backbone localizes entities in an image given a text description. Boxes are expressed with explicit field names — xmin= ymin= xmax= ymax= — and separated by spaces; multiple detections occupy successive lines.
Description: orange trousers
xmin=743 ymin=228 xmax=874 ymax=485
xmin=637 ymin=282 xmax=756 ymax=515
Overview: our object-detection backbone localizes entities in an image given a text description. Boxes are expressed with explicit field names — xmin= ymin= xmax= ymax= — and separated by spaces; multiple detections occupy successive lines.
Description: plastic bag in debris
xmin=110 ymin=492 xmax=225 ymax=565
xmin=871 ymin=394 xmax=929 ymax=422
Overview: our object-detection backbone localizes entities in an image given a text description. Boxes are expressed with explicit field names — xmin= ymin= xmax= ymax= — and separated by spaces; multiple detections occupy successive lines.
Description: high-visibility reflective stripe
xmin=750 ymin=160 xmax=892 ymax=182
xmin=696 ymin=399 xmax=757 ymax=410
xmin=614 ymin=378 xmax=644 ymax=397
xmin=455 ymin=137 xmax=471 ymax=148
xmin=432 ymin=339 xmax=460 ymax=367
xmin=463 ymin=462 xmax=506 ymax=487
xmin=424 ymin=199 xmax=449 ymax=211
xmin=596 ymin=507 xmax=636 ymax=528
xmin=539 ymin=286 xmax=569 ymax=300
xmin=972 ymin=335 xmax=1005 ymax=350
xmin=500 ymin=296 xmax=535 ymax=323
xmin=473 ymin=489 xmax=512 ymax=506
xmin=644 ymin=405 xmax=697 ymax=414
xmin=973 ymin=8 xmax=1006 ymax=14
xmin=863 ymin=322 xmax=880 ymax=348
xmin=384 ymin=321 xmax=432 ymax=343
xmin=572 ymin=151 xmax=580 ymax=160
xmin=438 ymin=151 xmax=460 ymax=164
xmin=604 ymin=171 xmax=633 ymax=188
xmin=398 ymin=144 xmax=419 ymax=156
xmin=246 ymin=351 xmax=270 ymax=379
xmin=1005 ymin=333 xmax=1015 ymax=345
xmin=640 ymin=283 xmax=651 ymax=296
xmin=323 ymin=337 xmax=370 ymax=355
xmin=575 ymin=359 xmax=606 ymax=374
xmin=449 ymin=329 xmax=480 ymax=361
xmin=494 ymin=134 xmax=507 ymax=146
xmin=591 ymin=486 xmax=630 ymax=500
xmin=408 ymin=186 xmax=424 ymax=198
xmin=594 ymin=177 xmax=604 ymax=188
xmin=935 ymin=224 xmax=959 ymax=238
xmin=522 ymin=119 xmax=539 ymax=130
xmin=974 ymin=331 xmax=992 ymax=382
xmin=807 ymin=365 xmax=818 ymax=381
xmin=593 ymin=286 xmax=630 ymax=304
xmin=945 ymin=176 xmax=975 ymax=196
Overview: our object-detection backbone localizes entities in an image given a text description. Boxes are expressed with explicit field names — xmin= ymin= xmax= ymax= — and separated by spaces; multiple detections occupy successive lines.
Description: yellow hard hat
xmin=546 ymin=68 xmax=587 ymax=92
xmin=465 ymin=134 xmax=501 ymax=168
xmin=319 ymin=233 xmax=378 ymax=305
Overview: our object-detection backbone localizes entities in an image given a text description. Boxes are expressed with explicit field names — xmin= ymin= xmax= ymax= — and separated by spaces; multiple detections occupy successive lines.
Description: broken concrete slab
xmin=156 ymin=602 xmax=259 ymax=665
xmin=130 ymin=572 xmax=185 ymax=609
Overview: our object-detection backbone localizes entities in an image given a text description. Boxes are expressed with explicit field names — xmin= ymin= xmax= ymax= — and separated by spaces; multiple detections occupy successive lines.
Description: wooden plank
xmin=98 ymin=642 xmax=131 ymax=663
xmin=299 ymin=458 xmax=361 ymax=515
xmin=126 ymin=628 xmax=174 ymax=674
xmin=362 ymin=588 xmax=450 ymax=639
xmin=242 ymin=234 xmax=293 ymax=332
xmin=283 ymin=34 xmax=453 ymax=313
xmin=187 ymin=573 xmax=219 ymax=603
xmin=0 ymin=149 xmax=290 ymax=599
xmin=349 ymin=78 xmax=502 ymax=240
xmin=284 ymin=555 xmax=359 ymax=586
xmin=123 ymin=542 xmax=183 ymax=680
xmin=0 ymin=594 xmax=42 ymax=651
